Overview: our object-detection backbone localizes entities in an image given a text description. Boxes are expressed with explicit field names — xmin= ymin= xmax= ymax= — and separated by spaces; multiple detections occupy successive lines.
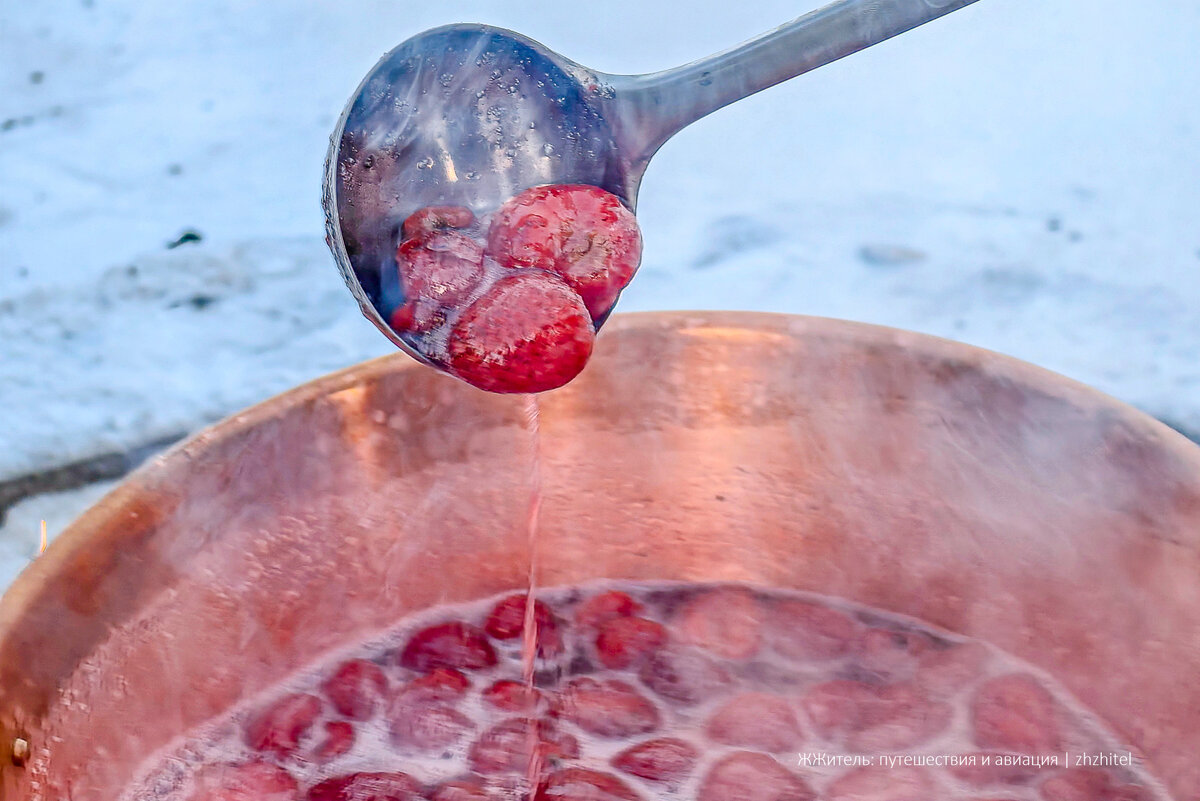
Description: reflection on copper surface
xmin=0 ymin=312 xmax=1198 ymax=801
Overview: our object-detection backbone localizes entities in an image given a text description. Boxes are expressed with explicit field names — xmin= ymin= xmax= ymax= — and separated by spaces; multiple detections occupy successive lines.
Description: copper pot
xmin=2 ymin=312 xmax=1199 ymax=800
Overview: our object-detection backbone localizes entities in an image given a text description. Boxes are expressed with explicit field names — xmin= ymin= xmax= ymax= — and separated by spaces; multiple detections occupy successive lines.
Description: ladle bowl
xmin=325 ymin=0 xmax=980 ymax=364
xmin=2 ymin=312 xmax=1199 ymax=800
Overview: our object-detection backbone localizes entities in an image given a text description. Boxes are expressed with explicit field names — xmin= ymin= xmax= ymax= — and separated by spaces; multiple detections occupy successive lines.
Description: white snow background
xmin=1 ymin=0 xmax=1198 ymax=587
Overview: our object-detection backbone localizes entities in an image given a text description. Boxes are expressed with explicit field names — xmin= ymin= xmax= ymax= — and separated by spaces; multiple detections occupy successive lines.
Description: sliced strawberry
xmin=484 ymin=594 xmax=551 ymax=638
xmin=321 ymin=659 xmax=389 ymax=720
xmin=398 ymin=621 xmax=497 ymax=672
xmin=705 ymin=692 xmax=805 ymax=752
xmin=402 ymin=205 xmax=475 ymax=240
xmin=675 ymin=587 xmax=763 ymax=660
xmin=486 ymin=184 xmax=642 ymax=318
xmin=575 ymin=591 xmax=643 ymax=628
xmin=395 ymin=667 xmax=471 ymax=704
xmin=484 ymin=594 xmax=562 ymax=657
xmin=483 ymin=679 xmax=546 ymax=713
xmin=612 ymin=738 xmax=699 ymax=784
xmin=766 ymin=599 xmax=861 ymax=662
xmin=825 ymin=766 xmax=935 ymax=801
xmin=845 ymin=682 xmax=953 ymax=752
xmin=799 ymin=679 xmax=950 ymax=750
xmin=637 ymin=645 xmax=731 ymax=706
xmin=243 ymin=692 xmax=322 ymax=757
xmin=391 ymin=230 xmax=485 ymax=333
xmin=469 ymin=717 xmax=580 ymax=774
xmin=697 ymin=752 xmax=815 ymax=801
xmin=188 ymin=761 xmax=298 ymax=801
xmin=799 ymin=679 xmax=882 ymax=739
xmin=971 ymin=674 xmax=1063 ymax=754
xmin=387 ymin=702 xmax=474 ymax=751
xmin=914 ymin=640 xmax=990 ymax=695
xmin=554 ymin=677 xmax=660 ymax=738
xmin=386 ymin=667 xmax=473 ymax=751
xmin=306 ymin=772 xmax=423 ymax=801
xmin=309 ymin=720 xmax=355 ymax=763
xmin=447 ymin=271 xmax=595 ymax=394
xmin=536 ymin=768 xmax=643 ymax=801
xmin=594 ymin=616 xmax=667 ymax=669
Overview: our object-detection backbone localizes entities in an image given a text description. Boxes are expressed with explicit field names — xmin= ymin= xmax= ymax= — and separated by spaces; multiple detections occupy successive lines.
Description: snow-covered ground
xmin=2 ymin=0 xmax=1198 ymax=588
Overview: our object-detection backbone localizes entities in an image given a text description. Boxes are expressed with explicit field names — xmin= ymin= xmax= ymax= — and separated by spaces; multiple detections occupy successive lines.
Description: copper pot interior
xmin=1 ymin=312 xmax=1198 ymax=800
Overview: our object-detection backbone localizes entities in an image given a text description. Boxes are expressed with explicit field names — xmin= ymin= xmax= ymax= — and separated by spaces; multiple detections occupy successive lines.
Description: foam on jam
xmin=122 ymin=583 xmax=1172 ymax=801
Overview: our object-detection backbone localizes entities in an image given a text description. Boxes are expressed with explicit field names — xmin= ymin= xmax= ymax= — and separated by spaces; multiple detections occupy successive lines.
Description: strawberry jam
xmin=123 ymin=584 xmax=1170 ymax=801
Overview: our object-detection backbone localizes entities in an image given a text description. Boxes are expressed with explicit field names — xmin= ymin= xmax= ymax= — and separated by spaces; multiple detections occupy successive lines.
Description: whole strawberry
xmin=447 ymin=271 xmax=595 ymax=393
xmin=487 ymin=184 xmax=642 ymax=319
xmin=390 ymin=206 xmax=484 ymax=334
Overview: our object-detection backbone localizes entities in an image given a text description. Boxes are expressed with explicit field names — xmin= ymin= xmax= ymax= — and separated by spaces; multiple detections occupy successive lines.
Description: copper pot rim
xmin=2 ymin=310 xmax=1196 ymax=643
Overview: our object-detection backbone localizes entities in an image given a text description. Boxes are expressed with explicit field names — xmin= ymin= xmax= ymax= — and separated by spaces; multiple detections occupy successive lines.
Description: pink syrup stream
xmin=521 ymin=393 xmax=545 ymax=797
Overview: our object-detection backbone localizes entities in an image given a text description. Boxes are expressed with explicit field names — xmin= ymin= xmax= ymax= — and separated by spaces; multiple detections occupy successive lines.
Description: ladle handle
xmin=608 ymin=0 xmax=980 ymax=167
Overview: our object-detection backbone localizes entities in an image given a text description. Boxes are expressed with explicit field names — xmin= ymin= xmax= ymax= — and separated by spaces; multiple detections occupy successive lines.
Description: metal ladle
xmin=323 ymin=0 xmax=980 ymax=366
